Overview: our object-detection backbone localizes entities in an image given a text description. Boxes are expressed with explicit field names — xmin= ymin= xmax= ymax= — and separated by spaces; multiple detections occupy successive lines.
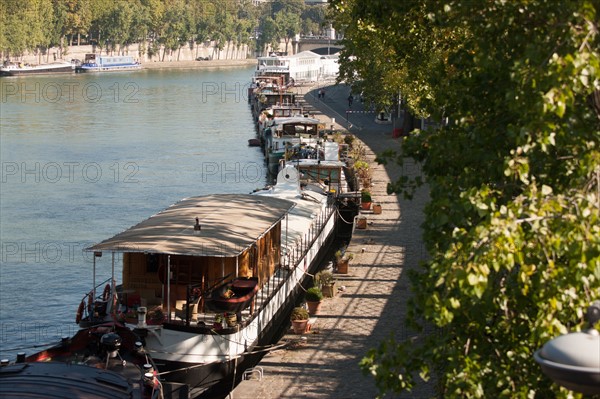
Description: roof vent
xmin=194 ymin=217 xmax=201 ymax=235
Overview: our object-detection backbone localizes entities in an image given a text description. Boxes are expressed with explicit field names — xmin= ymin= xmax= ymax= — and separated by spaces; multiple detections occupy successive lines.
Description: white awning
xmin=86 ymin=194 xmax=295 ymax=257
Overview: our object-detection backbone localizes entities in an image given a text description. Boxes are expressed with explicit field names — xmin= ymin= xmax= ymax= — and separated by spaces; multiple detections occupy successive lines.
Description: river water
xmin=0 ymin=65 xmax=267 ymax=360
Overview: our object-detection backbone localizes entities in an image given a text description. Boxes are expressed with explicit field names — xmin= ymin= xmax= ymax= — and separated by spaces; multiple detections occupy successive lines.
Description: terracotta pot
xmin=306 ymin=300 xmax=322 ymax=316
xmin=291 ymin=319 xmax=308 ymax=334
xmin=226 ymin=314 xmax=237 ymax=327
xmin=361 ymin=201 xmax=372 ymax=210
xmin=322 ymin=283 xmax=336 ymax=298
xmin=356 ymin=216 xmax=367 ymax=229
xmin=372 ymin=204 xmax=382 ymax=214
xmin=337 ymin=259 xmax=349 ymax=274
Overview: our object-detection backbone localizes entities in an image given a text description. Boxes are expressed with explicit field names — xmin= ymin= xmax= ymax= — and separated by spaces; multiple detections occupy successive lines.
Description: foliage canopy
xmin=0 ymin=0 xmax=328 ymax=59
xmin=330 ymin=0 xmax=600 ymax=397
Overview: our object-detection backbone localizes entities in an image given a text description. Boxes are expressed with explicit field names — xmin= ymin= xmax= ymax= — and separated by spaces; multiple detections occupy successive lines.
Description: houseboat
xmin=0 ymin=60 xmax=75 ymax=76
xmin=15 ymin=165 xmax=337 ymax=398
xmin=248 ymin=76 xmax=296 ymax=119
xmin=76 ymin=54 xmax=141 ymax=73
xmin=255 ymin=51 xmax=339 ymax=84
xmin=256 ymin=103 xmax=305 ymax=146
xmin=264 ymin=117 xmax=322 ymax=176
xmin=283 ymin=140 xmax=349 ymax=192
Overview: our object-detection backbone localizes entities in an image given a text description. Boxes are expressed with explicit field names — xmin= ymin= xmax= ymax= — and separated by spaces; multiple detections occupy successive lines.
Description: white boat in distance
xmin=76 ymin=53 xmax=142 ymax=73
xmin=0 ymin=60 xmax=75 ymax=76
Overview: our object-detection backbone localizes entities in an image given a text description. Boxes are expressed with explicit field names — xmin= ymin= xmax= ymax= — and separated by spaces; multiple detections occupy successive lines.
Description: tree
xmin=301 ymin=5 xmax=326 ymax=37
xmin=158 ymin=0 xmax=191 ymax=60
xmin=0 ymin=0 xmax=54 ymax=59
xmin=99 ymin=0 xmax=138 ymax=54
xmin=270 ymin=0 xmax=305 ymax=16
xmin=330 ymin=0 xmax=600 ymax=398
xmin=274 ymin=10 xmax=300 ymax=54
xmin=63 ymin=0 xmax=92 ymax=46
xmin=258 ymin=15 xmax=279 ymax=56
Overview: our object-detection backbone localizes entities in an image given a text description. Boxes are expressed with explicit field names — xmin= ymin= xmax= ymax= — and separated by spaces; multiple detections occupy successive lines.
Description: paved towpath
xmin=231 ymin=81 xmax=432 ymax=398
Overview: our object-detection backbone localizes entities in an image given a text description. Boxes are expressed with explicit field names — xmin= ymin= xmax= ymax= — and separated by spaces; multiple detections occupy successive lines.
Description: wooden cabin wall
xmin=254 ymin=222 xmax=282 ymax=287
xmin=238 ymin=249 xmax=252 ymax=278
xmin=122 ymin=252 xmax=163 ymax=306
xmin=199 ymin=256 xmax=237 ymax=287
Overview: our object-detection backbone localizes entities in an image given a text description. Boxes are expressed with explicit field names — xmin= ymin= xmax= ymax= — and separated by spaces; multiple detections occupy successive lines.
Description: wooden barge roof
xmin=86 ymin=194 xmax=295 ymax=257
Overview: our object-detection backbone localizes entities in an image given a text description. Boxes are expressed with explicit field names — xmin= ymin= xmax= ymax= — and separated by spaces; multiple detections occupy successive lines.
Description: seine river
xmin=0 ymin=65 xmax=267 ymax=360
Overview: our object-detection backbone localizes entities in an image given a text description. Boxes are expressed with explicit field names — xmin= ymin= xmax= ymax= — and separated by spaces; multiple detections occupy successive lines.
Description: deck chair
xmin=175 ymin=297 xmax=201 ymax=322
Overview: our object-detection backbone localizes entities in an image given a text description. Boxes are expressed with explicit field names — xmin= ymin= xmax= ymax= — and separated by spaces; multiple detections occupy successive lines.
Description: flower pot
xmin=356 ymin=216 xmax=367 ymax=229
xmin=291 ymin=319 xmax=308 ymax=334
xmin=226 ymin=313 xmax=237 ymax=327
xmin=322 ymin=283 xmax=336 ymax=298
xmin=372 ymin=203 xmax=382 ymax=214
xmin=337 ymin=259 xmax=349 ymax=274
xmin=361 ymin=201 xmax=372 ymax=210
xmin=306 ymin=300 xmax=322 ymax=316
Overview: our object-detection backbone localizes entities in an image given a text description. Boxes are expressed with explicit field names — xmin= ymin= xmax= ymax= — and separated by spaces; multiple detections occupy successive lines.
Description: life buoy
xmin=102 ymin=284 xmax=111 ymax=301
xmin=76 ymin=300 xmax=85 ymax=324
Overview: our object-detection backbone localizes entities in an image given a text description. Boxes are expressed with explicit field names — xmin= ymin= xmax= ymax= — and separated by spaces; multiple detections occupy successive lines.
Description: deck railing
xmin=253 ymin=200 xmax=336 ymax=315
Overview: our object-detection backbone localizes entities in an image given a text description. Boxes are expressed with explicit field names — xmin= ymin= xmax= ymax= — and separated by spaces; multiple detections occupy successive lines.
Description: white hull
xmin=76 ymin=64 xmax=142 ymax=73
xmin=1 ymin=62 xmax=74 ymax=76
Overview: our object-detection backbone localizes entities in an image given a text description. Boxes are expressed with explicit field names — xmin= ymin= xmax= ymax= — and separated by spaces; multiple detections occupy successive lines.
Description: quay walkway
xmin=232 ymin=82 xmax=432 ymax=398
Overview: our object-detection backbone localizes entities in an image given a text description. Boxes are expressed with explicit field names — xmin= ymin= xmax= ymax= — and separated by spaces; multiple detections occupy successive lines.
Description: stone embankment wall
xmin=14 ymin=41 xmax=253 ymax=64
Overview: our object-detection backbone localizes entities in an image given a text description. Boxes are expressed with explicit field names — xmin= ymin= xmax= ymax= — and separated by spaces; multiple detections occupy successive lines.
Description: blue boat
xmin=76 ymin=53 xmax=142 ymax=73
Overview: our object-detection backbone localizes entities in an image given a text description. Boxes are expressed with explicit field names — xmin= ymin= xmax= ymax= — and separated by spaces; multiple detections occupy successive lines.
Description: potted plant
xmin=290 ymin=306 xmax=309 ymax=334
xmin=315 ymin=270 xmax=336 ymax=298
xmin=225 ymin=312 xmax=237 ymax=327
xmin=372 ymin=202 xmax=382 ymax=214
xmin=305 ymin=286 xmax=323 ymax=315
xmin=361 ymin=189 xmax=372 ymax=210
xmin=213 ymin=314 xmax=224 ymax=330
xmin=353 ymin=160 xmax=369 ymax=177
xmin=356 ymin=215 xmax=368 ymax=229
xmin=343 ymin=133 xmax=355 ymax=147
xmin=148 ymin=306 xmax=164 ymax=325
xmin=335 ymin=250 xmax=354 ymax=274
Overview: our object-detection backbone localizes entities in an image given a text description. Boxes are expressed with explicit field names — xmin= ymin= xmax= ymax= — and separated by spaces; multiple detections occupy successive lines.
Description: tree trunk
xmin=77 ymin=33 xmax=81 ymax=46
xmin=402 ymin=109 xmax=416 ymax=135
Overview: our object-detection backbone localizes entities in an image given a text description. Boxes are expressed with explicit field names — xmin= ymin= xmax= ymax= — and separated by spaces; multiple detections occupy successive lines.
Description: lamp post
xmin=534 ymin=301 xmax=600 ymax=395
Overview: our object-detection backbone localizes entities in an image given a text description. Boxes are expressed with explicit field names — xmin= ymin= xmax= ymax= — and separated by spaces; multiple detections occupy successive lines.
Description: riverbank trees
xmin=0 ymin=0 xmax=328 ymax=60
xmin=331 ymin=0 xmax=599 ymax=398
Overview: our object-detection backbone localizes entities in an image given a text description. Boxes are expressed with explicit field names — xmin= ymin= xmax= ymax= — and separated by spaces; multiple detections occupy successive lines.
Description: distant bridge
xmin=292 ymin=38 xmax=343 ymax=55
